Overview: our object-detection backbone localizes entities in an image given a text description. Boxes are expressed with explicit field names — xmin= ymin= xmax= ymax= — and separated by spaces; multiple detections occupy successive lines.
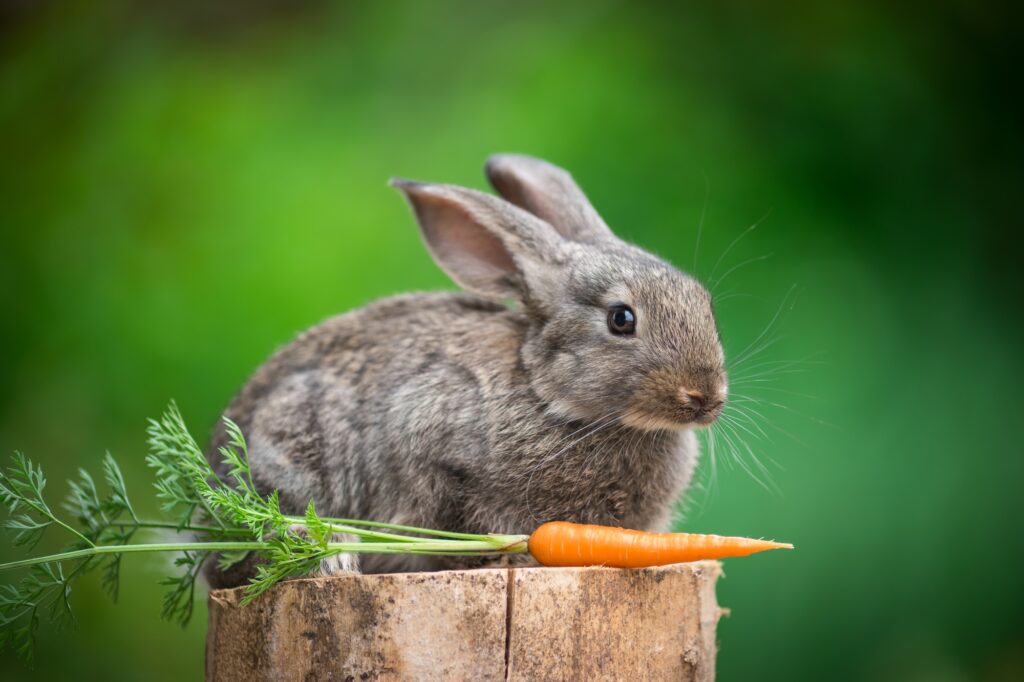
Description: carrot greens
xmin=0 ymin=402 xmax=528 ymax=663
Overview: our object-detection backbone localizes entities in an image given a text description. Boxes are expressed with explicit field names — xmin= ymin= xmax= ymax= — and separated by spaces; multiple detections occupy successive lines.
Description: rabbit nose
xmin=677 ymin=388 xmax=705 ymax=412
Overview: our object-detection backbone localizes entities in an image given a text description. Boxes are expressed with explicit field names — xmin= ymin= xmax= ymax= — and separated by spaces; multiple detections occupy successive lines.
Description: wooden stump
xmin=206 ymin=562 xmax=723 ymax=681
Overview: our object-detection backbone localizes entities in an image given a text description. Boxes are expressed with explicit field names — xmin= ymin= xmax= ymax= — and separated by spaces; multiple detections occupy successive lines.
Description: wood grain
xmin=206 ymin=562 xmax=722 ymax=681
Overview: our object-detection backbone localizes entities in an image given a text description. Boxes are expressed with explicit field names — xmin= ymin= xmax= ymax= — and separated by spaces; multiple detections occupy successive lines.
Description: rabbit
xmin=203 ymin=154 xmax=727 ymax=587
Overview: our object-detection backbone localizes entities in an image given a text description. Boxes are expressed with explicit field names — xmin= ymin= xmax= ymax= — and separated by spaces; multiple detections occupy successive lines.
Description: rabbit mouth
xmin=620 ymin=405 xmax=722 ymax=431
xmin=692 ymin=404 xmax=724 ymax=426
xmin=620 ymin=392 xmax=725 ymax=431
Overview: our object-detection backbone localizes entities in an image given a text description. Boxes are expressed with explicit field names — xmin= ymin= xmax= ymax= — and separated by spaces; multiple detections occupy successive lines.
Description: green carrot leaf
xmin=102 ymin=452 xmax=136 ymax=523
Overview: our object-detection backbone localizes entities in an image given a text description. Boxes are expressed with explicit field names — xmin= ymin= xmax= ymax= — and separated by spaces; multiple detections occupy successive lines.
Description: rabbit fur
xmin=204 ymin=154 xmax=727 ymax=586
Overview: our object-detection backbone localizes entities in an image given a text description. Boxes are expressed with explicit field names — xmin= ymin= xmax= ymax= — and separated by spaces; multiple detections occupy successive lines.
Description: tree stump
xmin=206 ymin=561 xmax=723 ymax=681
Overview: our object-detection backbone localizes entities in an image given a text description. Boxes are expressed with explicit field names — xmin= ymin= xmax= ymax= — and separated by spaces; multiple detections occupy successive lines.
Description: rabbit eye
xmin=607 ymin=304 xmax=636 ymax=335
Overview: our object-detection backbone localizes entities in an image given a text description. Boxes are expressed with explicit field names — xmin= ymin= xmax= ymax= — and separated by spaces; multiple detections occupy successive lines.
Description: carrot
xmin=528 ymin=521 xmax=793 ymax=568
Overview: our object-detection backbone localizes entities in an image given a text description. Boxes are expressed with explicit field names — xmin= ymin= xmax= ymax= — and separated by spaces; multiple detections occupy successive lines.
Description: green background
xmin=2 ymin=2 xmax=1021 ymax=680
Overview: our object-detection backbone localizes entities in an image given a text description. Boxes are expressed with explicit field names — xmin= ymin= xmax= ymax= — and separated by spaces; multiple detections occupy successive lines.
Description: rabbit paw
xmin=316 ymin=533 xmax=361 ymax=576
xmin=287 ymin=524 xmax=361 ymax=576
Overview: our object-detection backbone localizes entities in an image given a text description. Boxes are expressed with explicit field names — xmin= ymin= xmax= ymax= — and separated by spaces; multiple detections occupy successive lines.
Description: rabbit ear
xmin=391 ymin=179 xmax=564 ymax=301
xmin=485 ymin=154 xmax=614 ymax=243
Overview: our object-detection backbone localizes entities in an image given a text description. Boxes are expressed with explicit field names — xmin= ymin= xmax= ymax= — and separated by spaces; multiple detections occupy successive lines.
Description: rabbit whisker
xmin=729 ymin=354 xmax=826 ymax=382
xmin=732 ymin=394 xmax=837 ymax=433
xmin=726 ymin=399 xmax=809 ymax=448
xmin=523 ymin=413 xmax=622 ymax=523
xmin=731 ymin=385 xmax=822 ymax=401
xmin=710 ymin=253 xmax=774 ymax=292
xmin=730 ymin=284 xmax=799 ymax=367
xmin=720 ymin=405 xmax=771 ymax=442
xmin=708 ymin=207 xmax=774 ymax=284
xmin=713 ymin=418 xmax=780 ymax=495
xmin=518 ymin=410 xmax=622 ymax=480
xmin=685 ymin=426 xmax=720 ymax=523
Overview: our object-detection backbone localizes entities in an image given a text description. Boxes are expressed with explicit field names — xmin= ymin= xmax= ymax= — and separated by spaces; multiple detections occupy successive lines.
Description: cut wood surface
xmin=206 ymin=561 xmax=723 ymax=682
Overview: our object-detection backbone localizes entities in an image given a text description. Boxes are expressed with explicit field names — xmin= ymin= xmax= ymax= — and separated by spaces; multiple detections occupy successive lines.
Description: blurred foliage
xmin=1 ymin=1 xmax=1022 ymax=680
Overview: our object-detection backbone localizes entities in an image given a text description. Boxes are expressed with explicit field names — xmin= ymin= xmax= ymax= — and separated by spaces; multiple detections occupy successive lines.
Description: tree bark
xmin=206 ymin=561 xmax=723 ymax=681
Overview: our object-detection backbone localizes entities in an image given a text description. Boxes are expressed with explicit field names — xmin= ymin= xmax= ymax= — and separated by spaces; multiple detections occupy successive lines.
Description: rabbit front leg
xmin=317 ymin=532 xmax=361 ymax=575
xmin=287 ymin=524 xmax=361 ymax=576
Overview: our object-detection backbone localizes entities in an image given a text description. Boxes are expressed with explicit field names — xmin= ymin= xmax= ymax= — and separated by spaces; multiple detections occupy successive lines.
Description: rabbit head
xmin=392 ymin=154 xmax=726 ymax=431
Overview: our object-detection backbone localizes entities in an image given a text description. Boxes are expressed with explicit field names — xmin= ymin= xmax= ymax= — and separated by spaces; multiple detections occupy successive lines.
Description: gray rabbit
xmin=204 ymin=154 xmax=727 ymax=587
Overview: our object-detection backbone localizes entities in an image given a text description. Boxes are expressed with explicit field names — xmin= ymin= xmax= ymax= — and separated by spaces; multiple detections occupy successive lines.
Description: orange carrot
xmin=528 ymin=521 xmax=793 ymax=568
